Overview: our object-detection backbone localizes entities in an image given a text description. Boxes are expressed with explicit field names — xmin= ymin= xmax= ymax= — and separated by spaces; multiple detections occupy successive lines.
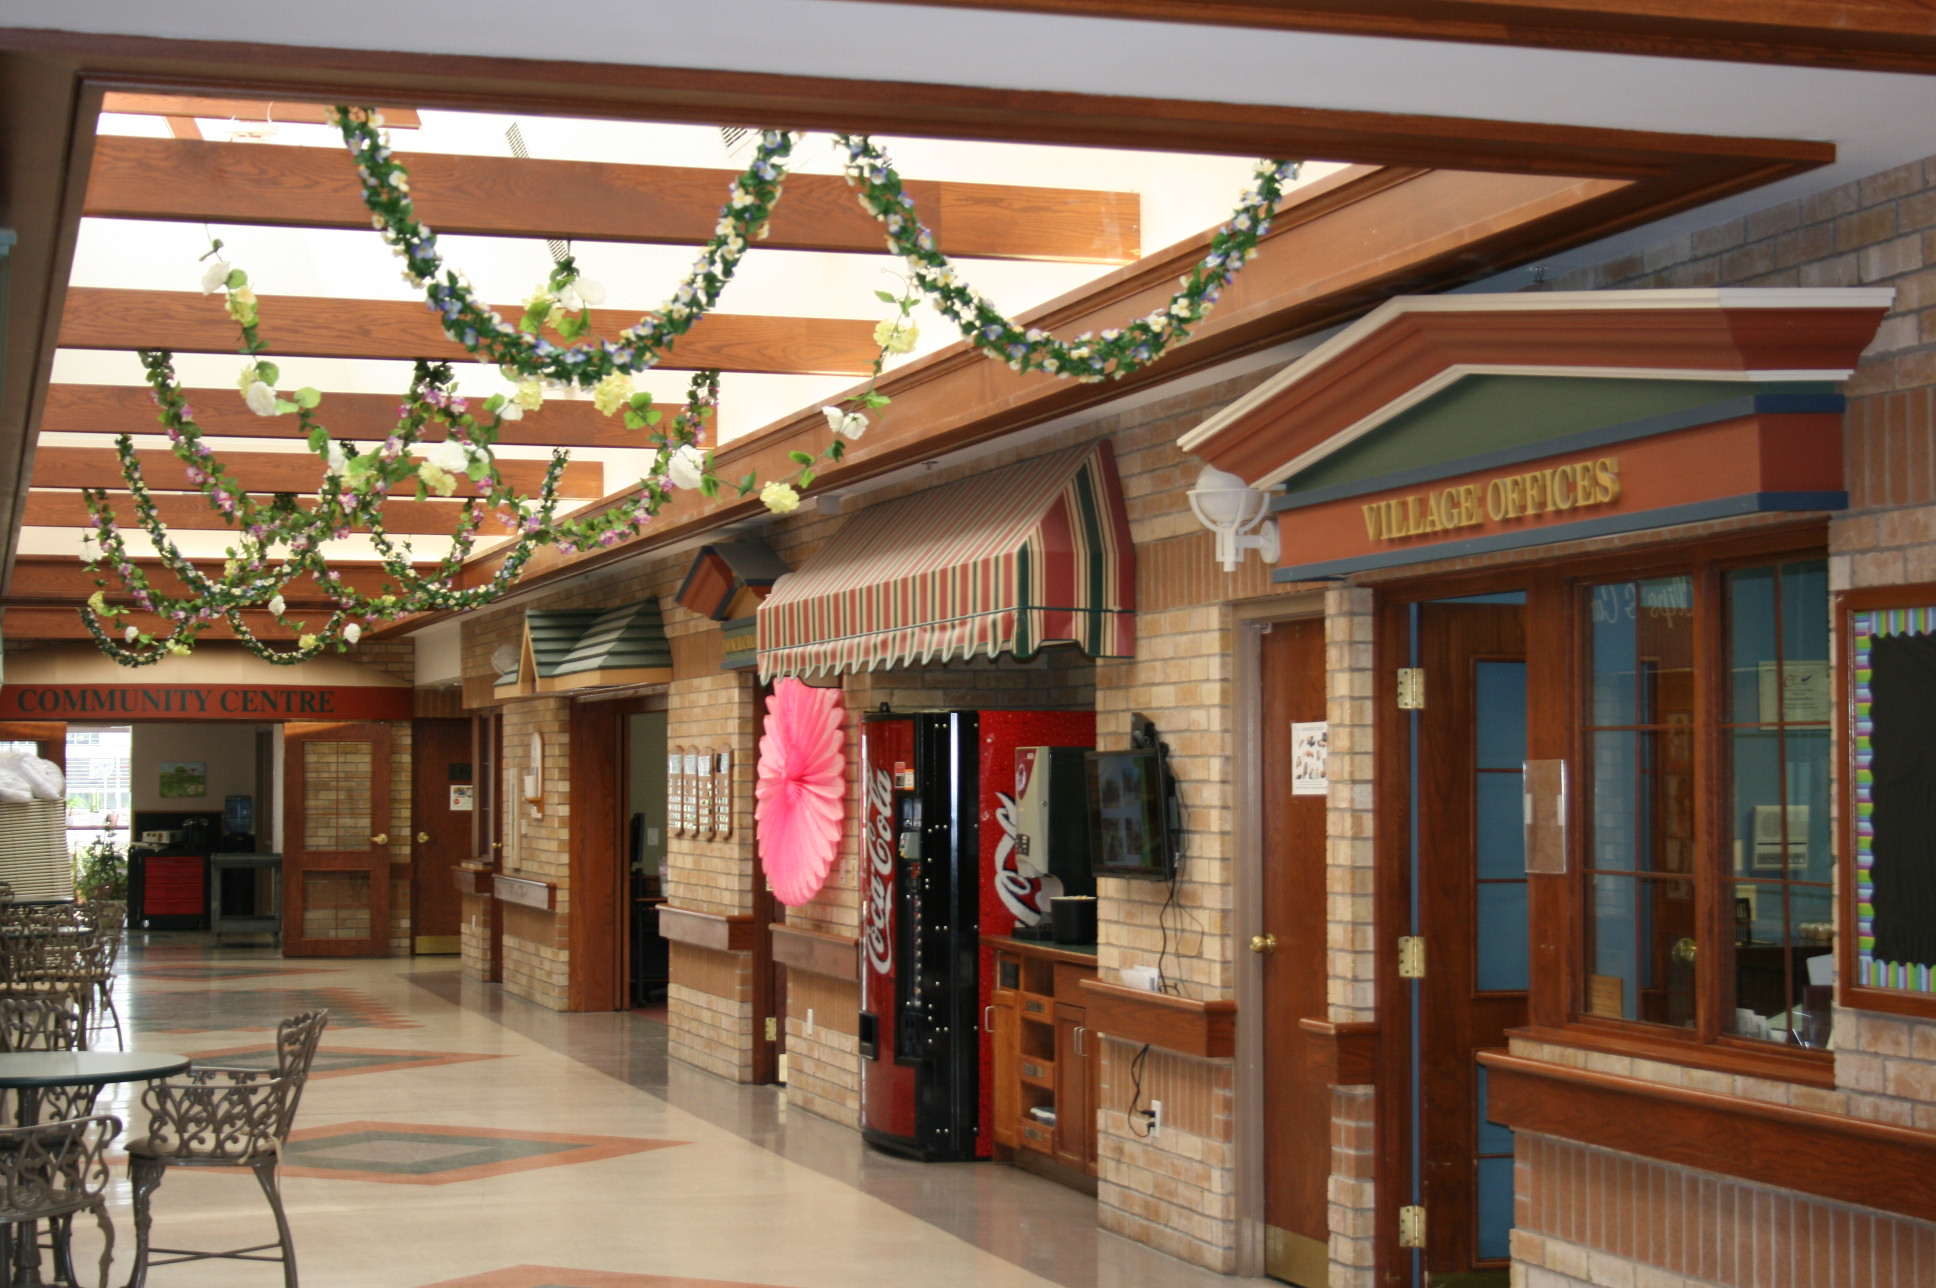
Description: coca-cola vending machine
xmin=858 ymin=707 xmax=1094 ymax=1161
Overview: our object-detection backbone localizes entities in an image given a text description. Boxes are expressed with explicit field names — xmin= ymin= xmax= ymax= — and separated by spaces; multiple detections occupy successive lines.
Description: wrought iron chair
xmin=0 ymin=914 xmax=97 ymax=1049
xmin=0 ymin=1114 xmax=120 ymax=1288
xmin=71 ymin=904 xmax=124 ymax=1049
xmin=0 ymin=998 xmax=94 ymax=1128
xmin=122 ymin=1010 xmax=328 ymax=1288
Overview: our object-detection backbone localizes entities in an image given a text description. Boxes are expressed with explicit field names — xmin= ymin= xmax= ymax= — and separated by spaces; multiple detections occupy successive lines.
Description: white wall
xmin=130 ymin=723 xmax=264 ymax=819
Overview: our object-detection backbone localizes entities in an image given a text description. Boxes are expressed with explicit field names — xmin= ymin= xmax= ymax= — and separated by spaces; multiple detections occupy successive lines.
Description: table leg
xmin=10 ymin=1093 xmax=41 ymax=1288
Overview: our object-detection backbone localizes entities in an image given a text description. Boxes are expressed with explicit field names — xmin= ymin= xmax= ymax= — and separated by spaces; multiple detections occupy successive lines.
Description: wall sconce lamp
xmin=1187 ymin=464 xmax=1279 ymax=572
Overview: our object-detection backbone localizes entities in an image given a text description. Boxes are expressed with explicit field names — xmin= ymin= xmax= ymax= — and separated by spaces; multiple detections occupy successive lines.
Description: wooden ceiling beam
xmin=100 ymin=93 xmax=422 ymax=127
xmin=4 ymin=556 xmax=438 ymax=607
xmin=57 ymin=287 xmax=878 ymax=376
xmin=29 ymin=445 xmax=604 ymax=497
xmin=4 ymin=606 xmax=302 ymax=641
xmin=868 ymin=1 xmax=1936 ymax=76
xmin=23 ymin=489 xmax=531 ymax=536
xmin=40 ymin=384 xmax=675 ymax=449
xmin=85 ymin=136 xmax=1141 ymax=264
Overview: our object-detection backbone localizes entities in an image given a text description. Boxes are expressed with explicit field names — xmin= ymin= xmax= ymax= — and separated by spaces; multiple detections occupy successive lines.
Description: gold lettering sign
xmin=1363 ymin=456 xmax=1621 ymax=545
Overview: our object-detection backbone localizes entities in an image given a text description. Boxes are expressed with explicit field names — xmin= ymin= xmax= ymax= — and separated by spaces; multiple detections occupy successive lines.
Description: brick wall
xmin=1524 ymin=151 xmax=1936 ymax=1288
xmin=1096 ymin=1038 xmax=1238 ymax=1271
xmin=498 ymin=695 xmax=572 ymax=1008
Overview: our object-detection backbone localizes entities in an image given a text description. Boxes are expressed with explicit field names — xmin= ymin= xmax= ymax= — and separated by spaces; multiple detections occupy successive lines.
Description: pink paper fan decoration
xmin=756 ymin=678 xmax=847 ymax=906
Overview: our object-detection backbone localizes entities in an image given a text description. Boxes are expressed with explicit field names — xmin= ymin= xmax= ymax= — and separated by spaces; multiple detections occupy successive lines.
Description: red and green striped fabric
xmin=756 ymin=441 xmax=1135 ymax=681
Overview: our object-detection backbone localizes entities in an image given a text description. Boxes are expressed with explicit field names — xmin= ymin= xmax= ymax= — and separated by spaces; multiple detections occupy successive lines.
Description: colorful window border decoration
xmin=1840 ymin=587 xmax=1936 ymax=1018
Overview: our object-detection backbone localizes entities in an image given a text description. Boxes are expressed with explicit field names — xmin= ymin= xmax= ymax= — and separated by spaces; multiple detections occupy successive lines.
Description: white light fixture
xmin=1187 ymin=464 xmax=1279 ymax=572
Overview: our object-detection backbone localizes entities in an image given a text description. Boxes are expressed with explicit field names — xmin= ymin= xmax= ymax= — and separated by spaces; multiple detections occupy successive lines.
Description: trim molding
xmin=1483 ymin=1050 xmax=1936 ymax=1226
xmin=491 ymin=873 xmax=555 ymax=911
xmin=1297 ymin=1017 xmax=1380 ymax=1086
xmin=658 ymin=904 xmax=756 ymax=953
xmin=1271 ymin=491 xmax=1848 ymax=581
xmin=769 ymin=922 xmax=859 ymax=981
xmin=1079 ymin=979 xmax=1236 ymax=1058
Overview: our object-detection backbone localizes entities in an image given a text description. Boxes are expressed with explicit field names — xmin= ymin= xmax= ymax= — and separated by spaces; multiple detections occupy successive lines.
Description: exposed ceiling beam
xmin=4 ymin=606 xmax=299 ymax=640
xmin=57 ymin=288 xmax=878 ymax=376
xmin=41 ymin=384 xmax=668 ymax=449
xmin=4 ymin=556 xmax=438 ymax=607
xmin=25 ymin=489 xmax=529 ymax=536
xmin=866 ymin=1 xmax=1936 ymax=75
xmin=100 ymin=93 xmax=422 ymax=127
xmin=86 ymin=136 xmax=1142 ymax=264
xmin=29 ymin=445 xmax=604 ymax=497
xmin=450 ymin=162 xmax=1719 ymax=600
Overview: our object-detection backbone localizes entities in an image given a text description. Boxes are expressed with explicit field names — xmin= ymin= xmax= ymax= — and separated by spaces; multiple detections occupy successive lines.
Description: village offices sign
xmin=1175 ymin=289 xmax=1894 ymax=581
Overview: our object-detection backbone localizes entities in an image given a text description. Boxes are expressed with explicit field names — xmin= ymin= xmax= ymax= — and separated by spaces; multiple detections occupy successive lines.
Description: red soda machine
xmin=858 ymin=707 xmax=1094 ymax=1161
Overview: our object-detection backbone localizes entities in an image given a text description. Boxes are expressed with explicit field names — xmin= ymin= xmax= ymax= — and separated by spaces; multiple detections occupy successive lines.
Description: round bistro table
xmin=0 ymin=1051 xmax=191 ymax=1288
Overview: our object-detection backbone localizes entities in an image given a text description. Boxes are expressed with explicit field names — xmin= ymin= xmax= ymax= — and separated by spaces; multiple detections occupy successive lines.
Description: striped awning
xmin=757 ymin=441 xmax=1134 ymax=681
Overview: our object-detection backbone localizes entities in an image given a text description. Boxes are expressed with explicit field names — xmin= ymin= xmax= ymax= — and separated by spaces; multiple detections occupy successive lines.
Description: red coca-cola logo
xmin=862 ymin=766 xmax=895 ymax=977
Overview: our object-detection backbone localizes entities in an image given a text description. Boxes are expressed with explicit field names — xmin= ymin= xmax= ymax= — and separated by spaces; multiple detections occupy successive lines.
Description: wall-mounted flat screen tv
xmin=1085 ymin=748 xmax=1177 ymax=880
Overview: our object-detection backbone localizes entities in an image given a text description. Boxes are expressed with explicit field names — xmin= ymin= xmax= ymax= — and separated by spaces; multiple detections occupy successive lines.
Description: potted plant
xmin=73 ymin=831 xmax=128 ymax=908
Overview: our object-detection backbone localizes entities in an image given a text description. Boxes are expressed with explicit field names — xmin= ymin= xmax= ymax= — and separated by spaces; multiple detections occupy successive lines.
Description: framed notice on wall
xmin=1840 ymin=585 xmax=1936 ymax=1017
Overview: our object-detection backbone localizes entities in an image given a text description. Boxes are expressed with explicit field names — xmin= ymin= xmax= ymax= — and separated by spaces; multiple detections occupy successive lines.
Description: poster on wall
xmin=1289 ymin=722 xmax=1329 ymax=796
xmin=158 ymin=761 xmax=206 ymax=798
xmin=449 ymin=785 xmax=474 ymax=812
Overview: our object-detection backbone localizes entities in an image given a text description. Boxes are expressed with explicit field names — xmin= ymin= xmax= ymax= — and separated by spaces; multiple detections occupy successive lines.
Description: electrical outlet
xmin=1149 ymin=1099 xmax=1164 ymax=1138
xmin=805 ymin=1008 xmax=815 ymax=1038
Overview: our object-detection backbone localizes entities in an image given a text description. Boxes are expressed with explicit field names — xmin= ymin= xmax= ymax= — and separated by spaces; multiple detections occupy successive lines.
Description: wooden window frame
xmin=1555 ymin=530 xmax=1834 ymax=1081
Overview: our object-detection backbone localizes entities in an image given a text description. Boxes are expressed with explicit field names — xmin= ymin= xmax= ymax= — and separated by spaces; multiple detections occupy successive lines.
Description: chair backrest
xmin=272 ymin=1009 xmax=329 ymax=1127
xmin=0 ymin=1114 xmax=119 ymax=1223
xmin=139 ymin=1010 xmax=329 ymax=1162
xmin=0 ymin=996 xmax=81 ymax=1052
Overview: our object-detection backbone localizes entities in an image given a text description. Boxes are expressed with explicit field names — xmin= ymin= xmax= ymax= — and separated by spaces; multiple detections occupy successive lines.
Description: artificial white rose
xmin=123 ymin=626 xmax=139 ymax=644
xmin=343 ymin=622 xmax=363 ymax=644
xmin=200 ymin=259 xmax=232 ymax=295
xmin=497 ymin=401 xmax=524 ymax=422
xmin=426 ymin=438 xmax=471 ymax=475
xmin=244 ymin=381 xmax=279 ymax=417
xmin=667 ymin=444 xmax=707 ymax=491
xmin=573 ymin=277 xmax=606 ymax=306
xmin=267 ymin=594 xmax=286 ymax=617
xmin=818 ymin=405 xmax=867 ymax=440
xmin=324 ymin=442 xmax=351 ymax=478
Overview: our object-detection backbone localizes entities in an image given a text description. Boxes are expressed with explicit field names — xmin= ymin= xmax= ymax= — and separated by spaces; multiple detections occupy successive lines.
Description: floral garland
xmin=335 ymin=107 xmax=799 ymax=389
xmin=834 ymin=134 xmax=1299 ymax=383
xmin=79 ymin=114 xmax=1298 ymax=666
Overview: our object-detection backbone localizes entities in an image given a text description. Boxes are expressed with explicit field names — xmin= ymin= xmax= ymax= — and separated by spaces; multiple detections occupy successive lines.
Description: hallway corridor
xmin=77 ymin=937 xmax=1253 ymax=1288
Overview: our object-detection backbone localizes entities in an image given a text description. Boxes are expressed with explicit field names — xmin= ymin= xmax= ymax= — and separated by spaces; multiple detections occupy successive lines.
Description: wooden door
xmin=469 ymin=712 xmax=504 ymax=981
xmin=283 ymin=721 xmax=394 ymax=957
xmin=1052 ymin=1002 xmax=1092 ymax=1173
xmin=410 ymin=718 xmax=472 ymax=955
xmin=1417 ymin=603 xmax=1529 ymax=1284
xmin=1259 ymin=618 xmax=1331 ymax=1287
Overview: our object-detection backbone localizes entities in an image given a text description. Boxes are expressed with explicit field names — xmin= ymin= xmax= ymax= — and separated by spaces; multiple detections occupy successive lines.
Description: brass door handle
xmin=416 ymin=831 xmax=431 ymax=844
xmin=1250 ymin=933 xmax=1277 ymax=955
xmin=371 ymin=833 xmax=390 ymax=846
xmin=1672 ymin=937 xmax=1697 ymax=965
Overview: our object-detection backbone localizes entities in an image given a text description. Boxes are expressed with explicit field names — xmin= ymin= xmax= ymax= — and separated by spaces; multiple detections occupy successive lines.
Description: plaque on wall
xmin=696 ymin=749 xmax=717 ymax=840
xmin=714 ymin=750 xmax=733 ymax=839
xmin=668 ymin=748 xmax=687 ymax=838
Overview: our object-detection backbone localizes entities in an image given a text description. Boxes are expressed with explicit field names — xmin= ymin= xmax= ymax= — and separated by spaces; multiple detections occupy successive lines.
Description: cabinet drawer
xmin=1019 ymin=1057 xmax=1055 ymax=1088
xmin=1018 ymin=1118 xmax=1054 ymax=1152
xmin=1019 ymin=992 xmax=1055 ymax=1019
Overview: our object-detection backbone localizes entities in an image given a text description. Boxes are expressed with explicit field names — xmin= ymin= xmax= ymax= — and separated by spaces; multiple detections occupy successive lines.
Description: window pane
xmin=1476 ymin=774 xmax=1525 ymax=880
xmin=1588 ymin=730 xmax=1642 ymax=872
xmin=1587 ymin=873 xmax=1695 ymax=1027
xmin=1475 ymin=661 xmax=1527 ymax=770
xmin=1730 ymin=880 xmax=1834 ymax=1046
xmin=1476 ymin=1156 xmax=1515 ymax=1262
xmin=1728 ymin=564 xmax=1778 ymax=723
xmin=1476 ymin=881 xmax=1530 ymax=992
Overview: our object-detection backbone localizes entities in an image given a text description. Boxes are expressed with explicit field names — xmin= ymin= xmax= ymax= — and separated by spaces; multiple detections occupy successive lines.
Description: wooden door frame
xmin=281 ymin=719 xmax=395 ymax=957
xmin=1233 ymin=592 xmax=1325 ymax=1281
xmin=469 ymin=709 xmax=505 ymax=982
xmin=566 ymin=690 xmax=666 ymax=1012
xmin=408 ymin=715 xmax=471 ymax=955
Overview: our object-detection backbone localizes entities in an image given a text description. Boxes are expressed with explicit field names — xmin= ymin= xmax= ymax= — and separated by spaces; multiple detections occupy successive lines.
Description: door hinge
xmin=1398 ymin=1204 xmax=1427 ymax=1249
xmin=1397 ymin=935 xmax=1425 ymax=979
xmin=764 ymin=1016 xmax=778 ymax=1042
xmin=1396 ymin=667 xmax=1425 ymax=709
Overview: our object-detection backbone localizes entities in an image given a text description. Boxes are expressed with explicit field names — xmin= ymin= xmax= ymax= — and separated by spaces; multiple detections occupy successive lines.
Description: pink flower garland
xmin=755 ymin=678 xmax=846 ymax=905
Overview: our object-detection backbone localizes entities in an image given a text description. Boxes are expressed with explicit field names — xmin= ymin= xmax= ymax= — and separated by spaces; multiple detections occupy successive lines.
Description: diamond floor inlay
xmin=182 ymin=1042 xmax=502 ymax=1079
xmin=128 ymin=986 xmax=419 ymax=1032
xmin=280 ymin=1120 xmax=688 ymax=1185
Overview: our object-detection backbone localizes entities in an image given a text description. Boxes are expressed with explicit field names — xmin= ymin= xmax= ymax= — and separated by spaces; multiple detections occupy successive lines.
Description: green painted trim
xmin=1282 ymin=376 xmax=1839 ymax=496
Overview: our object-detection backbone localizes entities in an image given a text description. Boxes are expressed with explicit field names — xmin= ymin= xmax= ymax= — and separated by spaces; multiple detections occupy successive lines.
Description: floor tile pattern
xmin=129 ymin=963 xmax=339 ymax=981
xmin=182 ymin=1043 xmax=503 ymax=1080
xmin=421 ymin=1271 xmax=786 ymax=1288
xmin=280 ymin=1120 xmax=688 ymax=1185
xmin=128 ymin=986 xmax=419 ymax=1032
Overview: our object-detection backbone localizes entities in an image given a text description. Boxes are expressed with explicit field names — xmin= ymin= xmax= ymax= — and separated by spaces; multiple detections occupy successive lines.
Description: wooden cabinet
xmin=984 ymin=936 xmax=1098 ymax=1185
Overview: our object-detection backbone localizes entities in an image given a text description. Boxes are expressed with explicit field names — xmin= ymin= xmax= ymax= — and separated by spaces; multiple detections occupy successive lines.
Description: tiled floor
xmin=60 ymin=935 xmax=1264 ymax=1288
